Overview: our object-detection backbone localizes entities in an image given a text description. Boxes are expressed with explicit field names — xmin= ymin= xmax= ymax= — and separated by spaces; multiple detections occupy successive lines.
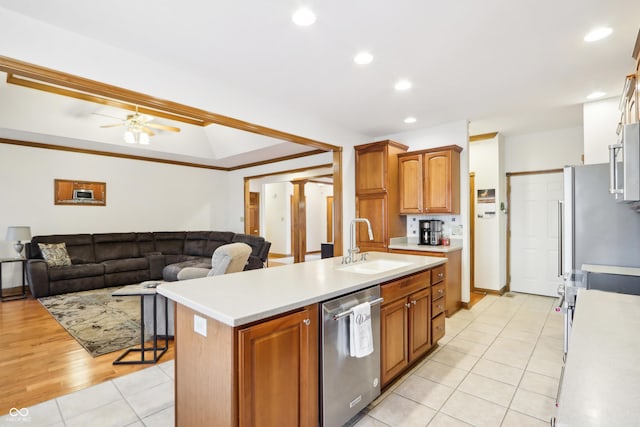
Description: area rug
xmin=39 ymin=287 xmax=141 ymax=357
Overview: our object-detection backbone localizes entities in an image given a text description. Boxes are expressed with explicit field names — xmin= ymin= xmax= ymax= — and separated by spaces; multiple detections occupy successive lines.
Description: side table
xmin=0 ymin=257 xmax=27 ymax=301
xmin=111 ymin=282 xmax=168 ymax=365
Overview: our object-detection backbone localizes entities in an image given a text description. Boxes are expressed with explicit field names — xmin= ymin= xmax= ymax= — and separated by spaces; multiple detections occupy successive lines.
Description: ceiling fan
xmin=97 ymin=106 xmax=180 ymax=144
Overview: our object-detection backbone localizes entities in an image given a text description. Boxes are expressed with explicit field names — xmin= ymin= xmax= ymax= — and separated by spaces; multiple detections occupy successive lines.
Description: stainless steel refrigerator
xmin=562 ymin=163 xmax=640 ymax=293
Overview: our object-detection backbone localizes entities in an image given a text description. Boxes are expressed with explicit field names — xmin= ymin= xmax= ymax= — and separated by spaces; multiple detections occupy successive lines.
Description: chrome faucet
xmin=343 ymin=218 xmax=374 ymax=264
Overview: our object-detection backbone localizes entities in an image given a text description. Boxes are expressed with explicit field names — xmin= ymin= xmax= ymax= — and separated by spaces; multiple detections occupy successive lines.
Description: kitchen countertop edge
xmin=158 ymin=252 xmax=446 ymax=327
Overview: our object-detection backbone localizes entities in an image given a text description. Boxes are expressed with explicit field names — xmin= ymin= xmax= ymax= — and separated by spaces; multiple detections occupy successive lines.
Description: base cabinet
xmin=389 ymin=248 xmax=462 ymax=317
xmin=175 ymin=303 xmax=318 ymax=427
xmin=238 ymin=307 xmax=318 ymax=427
xmin=380 ymin=270 xmax=436 ymax=387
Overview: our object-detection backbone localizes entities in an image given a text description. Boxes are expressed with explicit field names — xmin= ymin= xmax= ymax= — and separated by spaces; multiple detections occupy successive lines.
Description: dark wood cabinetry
xmin=389 ymin=248 xmax=462 ymax=317
xmin=380 ymin=269 xmax=438 ymax=386
xmin=355 ymin=140 xmax=408 ymax=251
xmin=175 ymin=303 xmax=318 ymax=427
xmin=398 ymin=146 xmax=462 ymax=214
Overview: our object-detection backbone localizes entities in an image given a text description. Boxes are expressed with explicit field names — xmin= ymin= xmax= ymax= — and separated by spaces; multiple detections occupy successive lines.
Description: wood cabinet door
xmin=381 ymin=298 xmax=409 ymax=386
xmin=398 ymin=154 xmax=423 ymax=213
xmin=355 ymin=144 xmax=387 ymax=193
xmin=423 ymin=150 xmax=452 ymax=213
xmin=238 ymin=306 xmax=318 ymax=427
xmin=408 ymin=287 xmax=432 ymax=362
xmin=355 ymin=193 xmax=387 ymax=251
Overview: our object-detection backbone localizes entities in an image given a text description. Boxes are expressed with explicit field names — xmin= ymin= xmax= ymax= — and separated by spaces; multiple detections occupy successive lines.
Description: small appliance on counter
xmin=418 ymin=219 xmax=444 ymax=245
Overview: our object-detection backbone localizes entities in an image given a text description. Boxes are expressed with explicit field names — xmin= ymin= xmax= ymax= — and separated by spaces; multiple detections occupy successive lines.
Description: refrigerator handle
xmin=558 ymin=200 xmax=563 ymax=277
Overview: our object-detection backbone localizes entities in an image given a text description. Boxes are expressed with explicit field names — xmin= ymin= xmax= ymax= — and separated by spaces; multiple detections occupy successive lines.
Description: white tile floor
xmin=0 ymin=293 xmax=561 ymax=427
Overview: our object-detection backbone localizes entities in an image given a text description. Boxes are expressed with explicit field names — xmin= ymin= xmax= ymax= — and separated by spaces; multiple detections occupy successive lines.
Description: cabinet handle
xmin=405 ymin=303 xmax=411 ymax=308
xmin=438 ymin=289 xmax=444 ymax=295
xmin=303 ymin=319 xmax=311 ymax=326
xmin=411 ymin=300 xmax=417 ymax=305
xmin=438 ymin=273 xmax=444 ymax=278
xmin=438 ymin=304 xmax=444 ymax=310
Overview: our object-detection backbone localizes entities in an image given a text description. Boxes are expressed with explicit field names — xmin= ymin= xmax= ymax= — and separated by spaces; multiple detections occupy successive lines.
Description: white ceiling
xmin=1 ymin=0 xmax=639 ymax=163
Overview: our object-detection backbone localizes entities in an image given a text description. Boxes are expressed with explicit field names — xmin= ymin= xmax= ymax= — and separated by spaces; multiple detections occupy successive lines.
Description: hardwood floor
xmin=0 ymin=297 xmax=174 ymax=414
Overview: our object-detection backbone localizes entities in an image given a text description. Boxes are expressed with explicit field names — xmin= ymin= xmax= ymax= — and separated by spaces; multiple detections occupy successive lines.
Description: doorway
xmin=507 ymin=170 xmax=563 ymax=296
xmin=248 ymin=192 xmax=260 ymax=236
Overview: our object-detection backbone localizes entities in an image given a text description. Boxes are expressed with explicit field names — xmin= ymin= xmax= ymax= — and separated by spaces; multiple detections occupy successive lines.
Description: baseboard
xmin=268 ymin=253 xmax=290 ymax=258
xmin=473 ymin=286 xmax=507 ymax=296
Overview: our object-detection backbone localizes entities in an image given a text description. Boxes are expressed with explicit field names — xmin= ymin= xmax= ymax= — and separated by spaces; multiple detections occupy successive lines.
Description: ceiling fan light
xmin=139 ymin=133 xmax=150 ymax=145
xmin=123 ymin=130 xmax=136 ymax=144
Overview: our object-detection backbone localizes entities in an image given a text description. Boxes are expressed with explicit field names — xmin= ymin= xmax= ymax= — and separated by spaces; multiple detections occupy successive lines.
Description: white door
xmin=510 ymin=172 xmax=563 ymax=297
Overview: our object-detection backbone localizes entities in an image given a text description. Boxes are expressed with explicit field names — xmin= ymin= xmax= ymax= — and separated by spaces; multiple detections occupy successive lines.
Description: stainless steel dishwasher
xmin=321 ymin=285 xmax=382 ymax=426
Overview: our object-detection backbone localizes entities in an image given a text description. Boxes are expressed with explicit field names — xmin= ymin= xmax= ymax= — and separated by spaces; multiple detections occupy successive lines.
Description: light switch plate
xmin=194 ymin=314 xmax=207 ymax=337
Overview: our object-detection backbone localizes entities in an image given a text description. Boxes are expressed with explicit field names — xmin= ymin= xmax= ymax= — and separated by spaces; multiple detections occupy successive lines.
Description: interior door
xmin=509 ymin=172 xmax=563 ymax=296
xmin=248 ymin=192 xmax=260 ymax=236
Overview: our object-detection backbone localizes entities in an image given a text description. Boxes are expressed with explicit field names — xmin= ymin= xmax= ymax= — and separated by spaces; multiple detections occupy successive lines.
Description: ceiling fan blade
xmin=147 ymin=123 xmax=181 ymax=132
xmin=92 ymin=112 xmax=124 ymax=121
xmin=142 ymin=127 xmax=156 ymax=136
xmin=100 ymin=123 xmax=124 ymax=128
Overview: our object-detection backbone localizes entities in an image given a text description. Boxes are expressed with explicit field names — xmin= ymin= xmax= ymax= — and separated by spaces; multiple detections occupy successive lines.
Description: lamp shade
xmin=6 ymin=226 xmax=32 ymax=242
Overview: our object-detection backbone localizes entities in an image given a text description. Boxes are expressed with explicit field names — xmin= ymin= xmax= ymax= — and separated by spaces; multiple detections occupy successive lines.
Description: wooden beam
xmin=469 ymin=132 xmax=498 ymax=142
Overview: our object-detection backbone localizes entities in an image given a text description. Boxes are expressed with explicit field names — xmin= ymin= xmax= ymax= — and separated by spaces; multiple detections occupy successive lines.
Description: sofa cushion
xmin=232 ymin=234 xmax=267 ymax=258
xmin=136 ymin=232 xmax=156 ymax=254
xmin=154 ymin=232 xmax=185 ymax=255
xmin=38 ymin=242 xmax=72 ymax=267
xmin=206 ymin=231 xmax=235 ymax=256
xmin=102 ymin=257 xmax=149 ymax=274
xmin=48 ymin=263 xmax=105 ymax=281
xmin=163 ymin=257 xmax=210 ymax=281
xmin=94 ymin=233 xmax=140 ymax=262
xmin=30 ymin=234 xmax=95 ymax=264
xmin=184 ymin=231 xmax=213 ymax=257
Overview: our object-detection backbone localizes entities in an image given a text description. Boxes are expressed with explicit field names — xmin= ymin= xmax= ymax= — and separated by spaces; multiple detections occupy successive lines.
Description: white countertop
xmin=581 ymin=263 xmax=640 ymax=277
xmin=157 ymin=251 xmax=446 ymax=327
xmin=388 ymin=237 xmax=463 ymax=253
xmin=556 ymin=289 xmax=640 ymax=426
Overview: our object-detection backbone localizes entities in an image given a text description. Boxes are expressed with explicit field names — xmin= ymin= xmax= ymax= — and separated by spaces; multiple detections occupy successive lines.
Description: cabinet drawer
xmin=382 ymin=270 xmax=431 ymax=303
xmin=432 ymin=264 xmax=446 ymax=285
xmin=432 ymin=313 xmax=445 ymax=343
xmin=432 ymin=298 xmax=446 ymax=318
xmin=432 ymin=283 xmax=445 ymax=302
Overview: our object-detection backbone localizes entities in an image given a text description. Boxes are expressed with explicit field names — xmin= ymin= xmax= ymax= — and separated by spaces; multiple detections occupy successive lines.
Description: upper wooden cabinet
xmin=398 ymin=145 xmax=462 ymax=214
xmin=355 ymin=140 xmax=408 ymax=251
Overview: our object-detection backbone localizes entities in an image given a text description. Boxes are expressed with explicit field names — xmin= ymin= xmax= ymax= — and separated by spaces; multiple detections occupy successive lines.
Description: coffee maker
xmin=419 ymin=219 xmax=444 ymax=245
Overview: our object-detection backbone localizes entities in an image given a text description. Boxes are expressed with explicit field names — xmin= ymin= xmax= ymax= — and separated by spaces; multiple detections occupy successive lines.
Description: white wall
xmin=583 ymin=97 xmax=619 ymax=165
xmin=377 ymin=120 xmax=471 ymax=303
xmin=504 ymin=126 xmax=584 ymax=172
xmin=469 ymin=136 xmax=506 ymax=291
xmin=305 ymin=183 xmax=333 ymax=252
xmin=263 ymin=182 xmax=291 ymax=256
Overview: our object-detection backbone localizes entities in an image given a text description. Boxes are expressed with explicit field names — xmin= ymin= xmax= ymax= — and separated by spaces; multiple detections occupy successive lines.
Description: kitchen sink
xmin=337 ymin=259 xmax=412 ymax=275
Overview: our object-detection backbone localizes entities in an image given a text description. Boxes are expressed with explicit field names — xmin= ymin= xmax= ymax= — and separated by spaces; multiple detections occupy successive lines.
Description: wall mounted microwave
xmin=609 ymin=122 xmax=640 ymax=202
xmin=73 ymin=189 xmax=94 ymax=200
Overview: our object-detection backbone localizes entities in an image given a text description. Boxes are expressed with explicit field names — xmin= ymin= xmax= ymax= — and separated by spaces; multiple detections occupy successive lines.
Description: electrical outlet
xmin=194 ymin=314 xmax=207 ymax=337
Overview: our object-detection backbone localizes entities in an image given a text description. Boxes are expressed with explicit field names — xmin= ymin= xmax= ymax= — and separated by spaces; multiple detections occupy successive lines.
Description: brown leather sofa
xmin=25 ymin=231 xmax=271 ymax=298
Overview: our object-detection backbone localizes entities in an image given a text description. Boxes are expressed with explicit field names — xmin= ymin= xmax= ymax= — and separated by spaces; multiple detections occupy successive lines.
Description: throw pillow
xmin=38 ymin=242 xmax=72 ymax=267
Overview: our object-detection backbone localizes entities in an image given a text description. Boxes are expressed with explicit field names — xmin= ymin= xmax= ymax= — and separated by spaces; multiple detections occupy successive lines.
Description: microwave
xmin=609 ymin=122 xmax=640 ymax=202
xmin=73 ymin=189 xmax=94 ymax=200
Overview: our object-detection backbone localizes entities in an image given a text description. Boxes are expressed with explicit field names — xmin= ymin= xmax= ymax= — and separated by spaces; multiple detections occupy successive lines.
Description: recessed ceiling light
xmin=584 ymin=27 xmax=613 ymax=42
xmin=354 ymin=52 xmax=373 ymax=65
xmin=292 ymin=8 xmax=316 ymax=26
xmin=404 ymin=116 xmax=417 ymax=124
xmin=394 ymin=79 xmax=412 ymax=91
xmin=586 ymin=91 xmax=606 ymax=100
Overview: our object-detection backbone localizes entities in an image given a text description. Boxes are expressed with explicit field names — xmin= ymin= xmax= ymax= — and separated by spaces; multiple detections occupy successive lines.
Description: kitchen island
xmin=158 ymin=251 xmax=446 ymax=426
xmin=556 ymin=289 xmax=640 ymax=426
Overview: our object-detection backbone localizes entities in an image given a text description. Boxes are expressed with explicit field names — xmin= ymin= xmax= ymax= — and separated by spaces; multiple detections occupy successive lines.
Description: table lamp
xmin=6 ymin=226 xmax=32 ymax=257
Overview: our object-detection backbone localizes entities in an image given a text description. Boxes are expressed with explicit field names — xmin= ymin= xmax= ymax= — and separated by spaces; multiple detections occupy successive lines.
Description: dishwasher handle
xmin=333 ymin=297 xmax=384 ymax=320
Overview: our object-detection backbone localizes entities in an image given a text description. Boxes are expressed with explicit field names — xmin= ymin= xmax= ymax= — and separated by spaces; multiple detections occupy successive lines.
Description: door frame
xmin=469 ymin=172 xmax=476 ymax=292
xmin=505 ymin=168 xmax=563 ymax=292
